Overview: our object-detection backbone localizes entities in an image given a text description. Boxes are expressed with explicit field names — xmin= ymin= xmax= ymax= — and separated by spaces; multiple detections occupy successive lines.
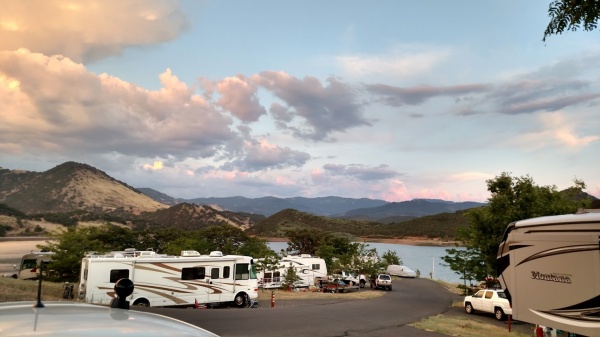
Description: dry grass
xmin=410 ymin=314 xmax=531 ymax=337
xmin=0 ymin=277 xmax=67 ymax=302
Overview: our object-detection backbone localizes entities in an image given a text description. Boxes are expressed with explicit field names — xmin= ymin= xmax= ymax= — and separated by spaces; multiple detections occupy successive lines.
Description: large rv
xmin=14 ymin=251 xmax=54 ymax=280
xmin=258 ymin=254 xmax=327 ymax=289
xmin=497 ymin=209 xmax=600 ymax=336
xmin=78 ymin=249 xmax=258 ymax=308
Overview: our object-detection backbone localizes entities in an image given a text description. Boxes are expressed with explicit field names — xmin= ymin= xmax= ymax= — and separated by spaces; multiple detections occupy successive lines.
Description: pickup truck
xmin=463 ymin=289 xmax=512 ymax=321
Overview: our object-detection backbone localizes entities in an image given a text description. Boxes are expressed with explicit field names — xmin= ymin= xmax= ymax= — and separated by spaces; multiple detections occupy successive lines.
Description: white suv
xmin=463 ymin=289 xmax=512 ymax=321
xmin=373 ymin=274 xmax=392 ymax=291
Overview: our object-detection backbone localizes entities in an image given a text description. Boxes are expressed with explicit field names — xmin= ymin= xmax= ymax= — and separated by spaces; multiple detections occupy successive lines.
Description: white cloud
xmin=0 ymin=0 xmax=188 ymax=62
xmin=336 ymin=46 xmax=452 ymax=81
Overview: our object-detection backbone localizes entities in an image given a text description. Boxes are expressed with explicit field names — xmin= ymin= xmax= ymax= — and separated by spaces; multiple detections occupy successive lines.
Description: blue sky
xmin=1 ymin=0 xmax=599 ymax=202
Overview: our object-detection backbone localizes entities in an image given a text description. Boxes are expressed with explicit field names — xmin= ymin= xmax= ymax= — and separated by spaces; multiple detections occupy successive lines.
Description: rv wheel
xmin=234 ymin=293 xmax=247 ymax=307
xmin=133 ymin=299 xmax=150 ymax=307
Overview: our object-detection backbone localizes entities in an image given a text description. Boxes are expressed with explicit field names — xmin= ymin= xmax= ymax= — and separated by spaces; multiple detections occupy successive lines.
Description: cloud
xmin=322 ymin=163 xmax=400 ymax=180
xmin=365 ymin=83 xmax=490 ymax=106
xmin=254 ymin=71 xmax=372 ymax=141
xmin=336 ymin=46 xmax=451 ymax=80
xmin=0 ymin=49 xmax=236 ymax=161
xmin=220 ymin=139 xmax=311 ymax=172
xmin=214 ymin=75 xmax=267 ymax=122
xmin=514 ymin=112 xmax=600 ymax=150
xmin=0 ymin=0 xmax=188 ymax=62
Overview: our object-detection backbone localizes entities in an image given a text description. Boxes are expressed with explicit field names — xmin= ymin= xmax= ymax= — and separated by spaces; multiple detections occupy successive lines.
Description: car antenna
xmin=33 ymin=260 xmax=44 ymax=308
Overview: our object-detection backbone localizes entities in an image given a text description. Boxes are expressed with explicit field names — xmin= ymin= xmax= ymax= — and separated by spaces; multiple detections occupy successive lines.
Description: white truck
xmin=333 ymin=270 xmax=368 ymax=288
xmin=463 ymin=288 xmax=512 ymax=321
xmin=497 ymin=209 xmax=600 ymax=336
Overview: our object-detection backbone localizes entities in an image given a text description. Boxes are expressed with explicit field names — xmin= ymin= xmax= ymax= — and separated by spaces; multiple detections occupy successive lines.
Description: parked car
xmin=373 ymin=274 xmax=392 ymax=291
xmin=463 ymin=288 xmax=512 ymax=321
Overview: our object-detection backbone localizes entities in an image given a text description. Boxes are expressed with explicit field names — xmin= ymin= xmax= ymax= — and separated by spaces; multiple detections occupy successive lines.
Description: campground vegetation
xmin=37 ymin=224 xmax=400 ymax=282
xmin=442 ymin=173 xmax=592 ymax=284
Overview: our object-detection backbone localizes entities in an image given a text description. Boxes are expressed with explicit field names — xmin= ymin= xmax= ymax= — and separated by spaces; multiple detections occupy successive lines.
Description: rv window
xmin=223 ymin=266 xmax=230 ymax=278
xmin=312 ymin=264 xmax=320 ymax=270
xmin=22 ymin=259 xmax=38 ymax=269
xmin=211 ymin=268 xmax=219 ymax=279
xmin=181 ymin=267 xmax=205 ymax=280
xmin=235 ymin=263 xmax=250 ymax=280
xmin=110 ymin=269 xmax=130 ymax=283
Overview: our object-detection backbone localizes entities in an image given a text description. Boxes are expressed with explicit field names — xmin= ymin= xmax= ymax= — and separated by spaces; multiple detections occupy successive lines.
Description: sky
xmin=1 ymin=0 xmax=599 ymax=202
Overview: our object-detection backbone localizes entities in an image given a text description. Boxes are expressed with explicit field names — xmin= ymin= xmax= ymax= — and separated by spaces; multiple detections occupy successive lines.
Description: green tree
xmin=380 ymin=250 xmax=401 ymax=267
xmin=39 ymin=224 xmax=139 ymax=280
xmin=544 ymin=1 xmax=600 ymax=41
xmin=286 ymin=228 xmax=328 ymax=255
xmin=441 ymin=248 xmax=485 ymax=294
xmin=444 ymin=173 xmax=590 ymax=281
xmin=282 ymin=263 xmax=302 ymax=290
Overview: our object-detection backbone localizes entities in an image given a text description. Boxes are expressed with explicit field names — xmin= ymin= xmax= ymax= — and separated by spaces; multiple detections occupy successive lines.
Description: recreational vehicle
xmin=497 ymin=209 xmax=600 ymax=336
xmin=258 ymin=254 xmax=327 ymax=289
xmin=14 ymin=251 xmax=54 ymax=280
xmin=78 ymin=249 xmax=258 ymax=308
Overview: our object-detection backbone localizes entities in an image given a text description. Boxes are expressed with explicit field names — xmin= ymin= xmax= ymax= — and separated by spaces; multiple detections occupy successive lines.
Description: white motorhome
xmin=497 ymin=209 xmax=600 ymax=337
xmin=78 ymin=249 xmax=258 ymax=308
xmin=14 ymin=251 xmax=54 ymax=280
xmin=258 ymin=254 xmax=327 ymax=289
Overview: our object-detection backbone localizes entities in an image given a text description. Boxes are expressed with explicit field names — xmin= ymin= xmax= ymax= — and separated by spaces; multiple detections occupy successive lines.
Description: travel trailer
xmin=258 ymin=254 xmax=327 ymax=289
xmin=78 ymin=249 xmax=258 ymax=308
xmin=386 ymin=265 xmax=417 ymax=278
xmin=497 ymin=209 xmax=600 ymax=336
xmin=14 ymin=251 xmax=54 ymax=280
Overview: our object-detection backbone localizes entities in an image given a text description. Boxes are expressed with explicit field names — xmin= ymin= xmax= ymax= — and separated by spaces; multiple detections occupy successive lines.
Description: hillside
xmin=140 ymin=203 xmax=263 ymax=231
xmin=247 ymin=208 xmax=468 ymax=240
xmin=339 ymin=199 xmax=486 ymax=220
xmin=0 ymin=162 xmax=167 ymax=215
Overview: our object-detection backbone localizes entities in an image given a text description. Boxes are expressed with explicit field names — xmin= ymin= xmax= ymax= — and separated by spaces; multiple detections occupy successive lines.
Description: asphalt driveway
xmin=137 ymin=277 xmax=458 ymax=337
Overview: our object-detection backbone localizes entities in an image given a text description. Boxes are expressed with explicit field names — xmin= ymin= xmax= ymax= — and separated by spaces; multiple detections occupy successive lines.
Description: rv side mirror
xmin=111 ymin=278 xmax=134 ymax=309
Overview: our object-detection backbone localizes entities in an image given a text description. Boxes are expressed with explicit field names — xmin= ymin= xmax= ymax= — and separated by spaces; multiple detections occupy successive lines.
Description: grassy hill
xmin=248 ymin=208 xmax=469 ymax=241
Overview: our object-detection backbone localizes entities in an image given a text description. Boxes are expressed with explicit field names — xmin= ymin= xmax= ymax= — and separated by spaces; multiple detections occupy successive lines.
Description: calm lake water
xmin=267 ymin=241 xmax=466 ymax=284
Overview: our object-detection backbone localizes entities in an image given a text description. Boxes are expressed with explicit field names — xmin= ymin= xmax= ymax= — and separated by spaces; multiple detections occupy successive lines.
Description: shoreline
xmin=260 ymin=236 xmax=461 ymax=247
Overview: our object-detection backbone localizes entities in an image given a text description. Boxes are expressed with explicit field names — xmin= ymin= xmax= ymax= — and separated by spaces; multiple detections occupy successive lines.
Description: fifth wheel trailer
xmin=497 ymin=209 xmax=600 ymax=336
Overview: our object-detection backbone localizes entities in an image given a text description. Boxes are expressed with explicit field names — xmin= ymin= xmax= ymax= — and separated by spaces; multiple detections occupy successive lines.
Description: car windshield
xmin=379 ymin=275 xmax=390 ymax=280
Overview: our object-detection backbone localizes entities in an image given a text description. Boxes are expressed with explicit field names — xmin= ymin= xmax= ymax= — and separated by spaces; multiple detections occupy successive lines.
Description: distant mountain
xmin=0 ymin=162 xmax=167 ymax=215
xmin=338 ymin=199 xmax=486 ymax=221
xmin=136 ymin=188 xmax=180 ymax=206
xmin=147 ymin=195 xmax=389 ymax=217
xmin=137 ymin=189 xmax=486 ymax=219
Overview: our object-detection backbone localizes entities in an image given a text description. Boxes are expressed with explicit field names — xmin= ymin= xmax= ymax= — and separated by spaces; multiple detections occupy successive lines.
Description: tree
xmin=285 ymin=228 xmax=329 ymax=255
xmin=444 ymin=173 xmax=590 ymax=282
xmin=282 ymin=263 xmax=302 ymax=290
xmin=544 ymin=0 xmax=600 ymax=41
xmin=381 ymin=250 xmax=401 ymax=267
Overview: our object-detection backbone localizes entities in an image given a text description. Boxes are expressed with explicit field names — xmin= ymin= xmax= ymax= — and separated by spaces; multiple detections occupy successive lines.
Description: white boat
xmin=386 ymin=265 xmax=417 ymax=278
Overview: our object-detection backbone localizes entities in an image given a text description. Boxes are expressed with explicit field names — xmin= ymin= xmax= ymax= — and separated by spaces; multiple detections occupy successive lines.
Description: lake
xmin=267 ymin=241 xmax=466 ymax=285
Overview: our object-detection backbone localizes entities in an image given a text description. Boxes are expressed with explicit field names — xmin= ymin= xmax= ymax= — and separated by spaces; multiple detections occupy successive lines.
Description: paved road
xmin=136 ymin=278 xmax=455 ymax=337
